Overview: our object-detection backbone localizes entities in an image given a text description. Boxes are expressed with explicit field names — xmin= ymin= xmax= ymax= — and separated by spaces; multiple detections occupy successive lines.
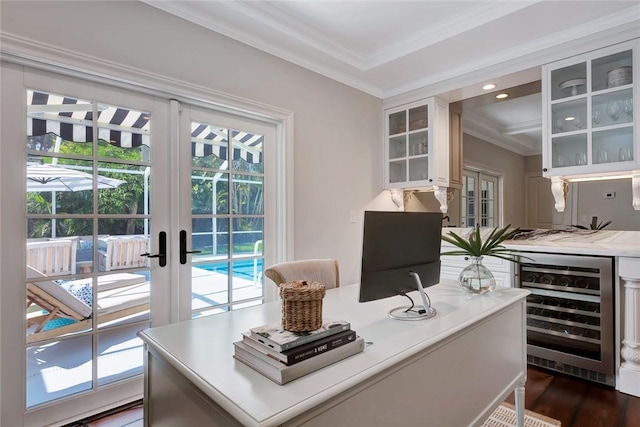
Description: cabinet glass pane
xmin=408 ymin=131 xmax=428 ymax=156
xmin=592 ymin=89 xmax=633 ymax=127
xmin=551 ymin=62 xmax=587 ymax=101
xmin=408 ymin=157 xmax=428 ymax=182
xmin=389 ymin=135 xmax=406 ymax=159
xmin=552 ymin=134 xmax=588 ymax=167
xmin=389 ymin=160 xmax=406 ymax=183
xmin=408 ymin=105 xmax=428 ymax=131
xmin=593 ymin=127 xmax=633 ymax=164
xmin=388 ymin=111 xmax=406 ymax=135
xmin=552 ymin=99 xmax=587 ymax=134
xmin=592 ymin=49 xmax=633 ymax=92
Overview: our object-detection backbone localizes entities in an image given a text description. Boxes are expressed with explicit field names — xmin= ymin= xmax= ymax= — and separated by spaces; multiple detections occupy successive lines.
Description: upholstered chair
xmin=264 ymin=259 xmax=340 ymax=289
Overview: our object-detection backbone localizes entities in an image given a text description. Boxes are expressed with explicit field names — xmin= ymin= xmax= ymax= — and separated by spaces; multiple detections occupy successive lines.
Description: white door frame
xmin=2 ymin=63 xmax=171 ymax=427
xmin=1 ymin=50 xmax=292 ymax=427
xmin=176 ymin=102 xmax=279 ymax=321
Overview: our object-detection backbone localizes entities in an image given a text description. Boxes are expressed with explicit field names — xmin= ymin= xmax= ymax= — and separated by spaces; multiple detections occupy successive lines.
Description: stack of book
xmin=233 ymin=319 xmax=364 ymax=385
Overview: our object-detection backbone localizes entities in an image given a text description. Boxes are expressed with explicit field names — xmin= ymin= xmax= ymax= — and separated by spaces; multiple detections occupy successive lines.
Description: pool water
xmin=199 ymin=258 xmax=263 ymax=281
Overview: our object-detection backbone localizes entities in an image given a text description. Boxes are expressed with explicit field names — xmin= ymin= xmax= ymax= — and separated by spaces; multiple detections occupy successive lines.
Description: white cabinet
xmin=542 ymin=39 xmax=639 ymax=211
xmin=384 ymin=97 xmax=451 ymax=211
xmin=440 ymin=243 xmax=514 ymax=288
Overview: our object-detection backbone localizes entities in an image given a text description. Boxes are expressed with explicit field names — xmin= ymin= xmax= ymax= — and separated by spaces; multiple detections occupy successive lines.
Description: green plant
xmin=571 ymin=216 xmax=611 ymax=230
xmin=441 ymin=224 xmax=528 ymax=263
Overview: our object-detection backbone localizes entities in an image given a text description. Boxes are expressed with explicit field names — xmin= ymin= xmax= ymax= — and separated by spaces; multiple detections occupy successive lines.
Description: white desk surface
xmin=138 ymin=280 xmax=529 ymax=426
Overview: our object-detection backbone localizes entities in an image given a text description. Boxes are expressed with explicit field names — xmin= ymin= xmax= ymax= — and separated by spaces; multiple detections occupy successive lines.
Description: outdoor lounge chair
xmin=27 ymin=238 xmax=78 ymax=276
xmin=98 ymin=235 xmax=150 ymax=271
xmin=264 ymin=259 xmax=340 ymax=289
xmin=26 ymin=267 xmax=149 ymax=344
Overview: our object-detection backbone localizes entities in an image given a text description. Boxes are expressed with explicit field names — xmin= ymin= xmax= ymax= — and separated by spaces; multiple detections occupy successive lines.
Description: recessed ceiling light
xmin=495 ymin=93 xmax=509 ymax=99
xmin=482 ymin=83 xmax=496 ymax=90
xmin=565 ymin=116 xmax=576 ymax=121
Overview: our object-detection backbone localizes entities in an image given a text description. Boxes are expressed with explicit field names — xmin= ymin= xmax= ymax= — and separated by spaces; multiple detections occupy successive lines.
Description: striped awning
xmin=27 ymin=91 xmax=263 ymax=164
xmin=27 ymin=91 xmax=150 ymax=148
xmin=191 ymin=123 xmax=263 ymax=164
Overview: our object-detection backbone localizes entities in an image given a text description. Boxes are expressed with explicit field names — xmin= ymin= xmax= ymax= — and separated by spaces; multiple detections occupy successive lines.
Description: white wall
xmin=0 ymin=0 xmax=384 ymax=284
xmin=525 ymin=155 xmax=640 ymax=230
xmin=574 ymin=180 xmax=640 ymax=230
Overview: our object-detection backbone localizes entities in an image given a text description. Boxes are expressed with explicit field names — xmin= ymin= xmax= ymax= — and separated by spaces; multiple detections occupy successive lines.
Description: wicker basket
xmin=279 ymin=280 xmax=326 ymax=332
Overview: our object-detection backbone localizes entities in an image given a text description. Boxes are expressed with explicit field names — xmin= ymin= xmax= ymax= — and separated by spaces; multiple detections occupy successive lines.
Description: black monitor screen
xmin=359 ymin=210 xmax=442 ymax=303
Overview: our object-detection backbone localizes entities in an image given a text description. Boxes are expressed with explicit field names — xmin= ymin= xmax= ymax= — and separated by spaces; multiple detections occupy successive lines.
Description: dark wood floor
xmin=69 ymin=366 xmax=640 ymax=427
xmin=505 ymin=366 xmax=640 ymax=427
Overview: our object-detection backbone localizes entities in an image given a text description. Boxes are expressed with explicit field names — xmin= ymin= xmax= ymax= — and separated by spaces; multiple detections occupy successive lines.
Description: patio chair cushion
xmin=60 ymin=281 xmax=93 ymax=306
xmin=96 ymin=281 xmax=150 ymax=314
xmin=27 ymin=267 xmax=92 ymax=318
xmin=61 ymin=272 xmax=147 ymax=292
xmin=29 ymin=268 xmax=148 ymax=316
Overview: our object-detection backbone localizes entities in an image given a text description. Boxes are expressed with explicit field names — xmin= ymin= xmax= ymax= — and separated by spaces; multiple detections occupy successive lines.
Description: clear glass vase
xmin=458 ymin=256 xmax=496 ymax=294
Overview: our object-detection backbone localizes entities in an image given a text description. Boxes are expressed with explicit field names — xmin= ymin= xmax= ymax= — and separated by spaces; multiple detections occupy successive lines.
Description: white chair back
xmin=264 ymin=259 xmax=340 ymax=289
xmin=99 ymin=235 xmax=150 ymax=271
xmin=27 ymin=239 xmax=78 ymax=277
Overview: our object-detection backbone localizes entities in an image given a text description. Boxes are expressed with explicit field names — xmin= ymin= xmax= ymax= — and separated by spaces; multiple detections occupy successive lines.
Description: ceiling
xmin=143 ymin=1 xmax=640 ymax=155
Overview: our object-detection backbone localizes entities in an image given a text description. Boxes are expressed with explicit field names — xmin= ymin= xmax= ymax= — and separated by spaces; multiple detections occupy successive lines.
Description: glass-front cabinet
xmin=384 ymin=97 xmax=449 ymax=190
xmin=542 ymin=40 xmax=638 ymax=178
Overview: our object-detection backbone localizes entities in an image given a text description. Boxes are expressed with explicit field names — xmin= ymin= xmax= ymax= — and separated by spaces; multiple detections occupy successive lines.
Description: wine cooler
xmin=516 ymin=253 xmax=615 ymax=386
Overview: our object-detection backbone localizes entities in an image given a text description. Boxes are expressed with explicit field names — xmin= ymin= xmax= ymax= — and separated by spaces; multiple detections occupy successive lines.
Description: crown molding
xmin=382 ymin=13 xmax=640 ymax=99
xmin=140 ymin=0 xmax=385 ymax=98
xmin=144 ymin=0 xmax=539 ymax=71
xmin=143 ymin=1 xmax=640 ymax=100
xmin=463 ymin=113 xmax=539 ymax=157
xmin=500 ymin=119 xmax=542 ymax=136
xmin=363 ymin=1 xmax=540 ymax=70
xmin=223 ymin=1 xmax=366 ymax=67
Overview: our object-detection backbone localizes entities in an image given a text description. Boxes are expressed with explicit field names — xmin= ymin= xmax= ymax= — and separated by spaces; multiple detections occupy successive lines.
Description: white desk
xmin=138 ymin=281 xmax=529 ymax=426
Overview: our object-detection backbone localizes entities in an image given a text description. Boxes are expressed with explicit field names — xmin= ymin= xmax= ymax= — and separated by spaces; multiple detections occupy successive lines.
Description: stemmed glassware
xmin=552 ymin=111 xmax=563 ymax=133
xmin=619 ymin=147 xmax=632 ymax=162
xmin=623 ymin=98 xmax=633 ymax=120
xmin=573 ymin=117 xmax=582 ymax=130
xmin=606 ymin=101 xmax=620 ymax=122
xmin=595 ymin=150 xmax=608 ymax=164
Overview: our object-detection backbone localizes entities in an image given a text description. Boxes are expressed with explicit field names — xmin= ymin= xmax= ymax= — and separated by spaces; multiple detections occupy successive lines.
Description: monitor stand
xmin=388 ymin=272 xmax=437 ymax=321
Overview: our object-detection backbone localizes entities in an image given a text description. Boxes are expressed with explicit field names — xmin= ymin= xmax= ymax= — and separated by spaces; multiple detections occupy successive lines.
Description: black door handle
xmin=180 ymin=230 xmax=201 ymax=264
xmin=141 ymin=231 xmax=167 ymax=267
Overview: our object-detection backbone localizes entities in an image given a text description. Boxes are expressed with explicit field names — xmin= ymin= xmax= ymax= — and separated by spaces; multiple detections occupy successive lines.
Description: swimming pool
xmin=198 ymin=258 xmax=263 ymax=281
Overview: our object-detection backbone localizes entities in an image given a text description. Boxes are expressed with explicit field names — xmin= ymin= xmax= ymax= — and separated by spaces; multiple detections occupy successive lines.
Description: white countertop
xmin=138 ymin=281 xmax=528 ymax=426
xmin=442 ymin=228 xmax=640 ymax=257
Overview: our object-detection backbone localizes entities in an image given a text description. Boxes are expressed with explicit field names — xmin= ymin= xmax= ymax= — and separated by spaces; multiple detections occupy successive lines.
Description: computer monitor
xmin=359 ymin=210 xmax=442 ymax=321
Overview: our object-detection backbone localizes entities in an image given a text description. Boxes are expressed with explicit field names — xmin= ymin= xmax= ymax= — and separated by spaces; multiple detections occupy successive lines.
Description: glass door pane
xmin=461 ymin=174 xmax=476 ymax=227
xmin=480 ymin=176 xmax=497 ymax=227
xmin=25 ymin=89 xmax=154 ymax=407
xmin=182 ymin=107 xmax=273 ymax=320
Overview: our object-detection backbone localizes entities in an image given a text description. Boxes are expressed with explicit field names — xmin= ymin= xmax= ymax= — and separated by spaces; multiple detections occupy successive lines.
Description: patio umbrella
xmin=27 ymin=164 xmax=125 ymax=192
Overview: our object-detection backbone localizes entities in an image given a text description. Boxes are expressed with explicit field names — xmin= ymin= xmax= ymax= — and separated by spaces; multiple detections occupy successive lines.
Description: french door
xmin=0 ymin=65 xmax=172 ymax=426
xmin=461 ymin=169 xmax=501 ymax=228
xmin=175 ymin=103 xmax=277 ymax=321
xmin=0 ymin=65 xmax=279 ymax=426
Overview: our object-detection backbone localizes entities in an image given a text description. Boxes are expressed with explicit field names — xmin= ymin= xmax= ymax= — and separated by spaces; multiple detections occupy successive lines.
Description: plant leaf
xmin=598 ymin=220 xmax=612 ymax=230
xmin=441 ymin=224 xmax=525 ymax=262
